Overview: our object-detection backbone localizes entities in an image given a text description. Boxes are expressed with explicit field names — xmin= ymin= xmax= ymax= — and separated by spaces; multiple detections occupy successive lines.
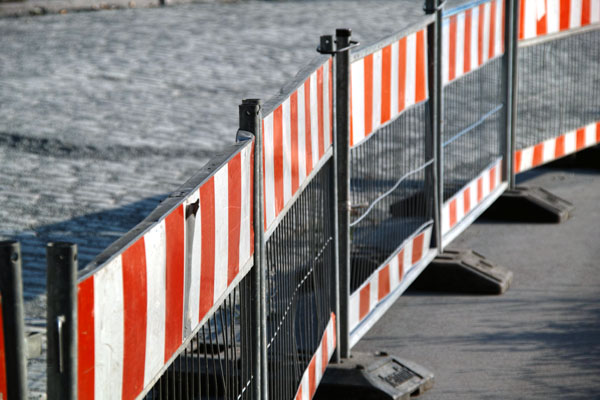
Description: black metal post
xmin=501 ymin=0 xmax=515 ymax=184
xmin=46 ymin=242 xmax=78 ymax=400
xmin=334 ymin=28 xmax=352 ymax=359
xmin=509 ymin=0 xmax=520 ymax=189
xmin=424 ymin=0 xmax=443 ymax=250
xmin=0 ymin=241 xmax=28 ymax=400
xmin=239 ymin=98 xmax=266 ymax=400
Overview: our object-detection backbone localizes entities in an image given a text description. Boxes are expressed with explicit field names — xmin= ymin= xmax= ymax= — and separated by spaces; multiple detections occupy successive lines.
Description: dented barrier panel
xmin=75 ymin=140 xmax=255 ymax=400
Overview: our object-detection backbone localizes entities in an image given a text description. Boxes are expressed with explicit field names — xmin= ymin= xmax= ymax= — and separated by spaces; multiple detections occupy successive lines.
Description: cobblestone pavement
xmin=1 ymin=1 xmax=427 ymax=394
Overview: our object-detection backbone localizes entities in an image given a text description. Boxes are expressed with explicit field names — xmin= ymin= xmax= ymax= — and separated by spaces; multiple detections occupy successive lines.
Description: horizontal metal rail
xmin=442 ymin=104 xmax=504 ymax=148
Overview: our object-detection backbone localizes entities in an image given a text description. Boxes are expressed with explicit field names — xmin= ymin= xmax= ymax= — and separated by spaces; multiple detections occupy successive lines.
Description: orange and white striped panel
xmin=514 ymin=121 xmax=600 ymax=173
xmin=76 ymin=143 xmax=254 ymax=400
xmin=348 ymin=227 xmax=432 ymax=333
xmin=294 ymin=313 xmax=336 ymax=400
xmin=263 ymin=59 xmax=333 ymax=232
xmin=519 ymin=0 xmax=600 ymax=40
xmin=441 ymin=158 xmax=503 ymax=235
xmin=350 ymin=29 xmax=429 ymax=148
xmin=442 ymin=0 xmax=505 ymax=86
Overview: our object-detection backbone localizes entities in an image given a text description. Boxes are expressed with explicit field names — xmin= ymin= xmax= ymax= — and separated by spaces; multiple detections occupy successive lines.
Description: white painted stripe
xmin=390 ymin=41 xmax=399 ymax=119
xmin=520 ymin=146 xmax=534 ymax=171
xmin=455 ymin=191 xmax=465 ymax=224
xmin=370 ymin=272 xmax=378 ymax=311
xmin=546 ymin=0 xmax=560 ymax=33
xmin=543 ymin=137 xmax=556 ymax=163
xmin=314 ymin=346 xmax=322 ymax=386
xmin=94 ymin=256 xmax=124 ymax=400
xmin=570 ymin=0 xmax=583 ymax=28
xmin=404 ymin=239 xmax=414 ymax=271
xmin=564 ymin=130 xmax=577 ymax=155
xmin=143 ymin=221 xmax=167 ymax=387
xmin=405 ymin=33 xmax=417 ymax=106
xmin=263 ymin=114 xmax=276 ymax=227
xmin=297 ymin=87 xmax=307 ymax=184
xmin=326 ymin=320 xmax=335 ymax=355
xmin=441 ymin=202 xmax=450 ymax=234
xmin=482 ymin=2 xmax=492 ymax=63
xmin=456 ymin=12 xmax=466 ymax=79
xmin=524 ymin=0 xmax=538 ymax=38
xmin=471 ymin=6 xmax=480 ymax=69
xmin=282 ymin=99 xmax=292 ymax=205
xmin=301 ymin=374 xmax=309 ymax=400
xmin=213 ymin=166 xmax=229 ymax=303
xmin=482 ymin=167 xmax=491 ymax=197
xmin=470 ymin=178 xmax=478 ymax=210
xmin=323 ymin=63 xmax=331 ymax=151
xmin=423 ymin=229 xmax=432 ymax=257
xmin=423 ymin=30 xmax=430 ymax=95
xmin=372 ymin=49 xmax=383 ymax=129
xmin=495 ymin=0 xmax=504 ymax=56
xmin=585 ymin=123 xmax=596 ymax=147
xmin=592 ymin=0 xmax=600 ymax=23
xmin=442 ymin=20 xmax=450 ymax=85
xmin=351 ymin=59 xmax=366 ymax=145
xmin=310 ymin=72 xmax=319 ymax=166
xmin=186 ymin=190 xmax=201 ymax=332
xmin=389 ymin=255 xmax=400 ymax=289
xmin=239 ymin=146 xmax=252 ymax=266
xmin=348 ymin=291 xmax=360 ymax=331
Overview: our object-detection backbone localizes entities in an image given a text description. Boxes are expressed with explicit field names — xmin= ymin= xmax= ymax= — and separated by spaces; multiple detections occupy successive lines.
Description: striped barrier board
xmin=442 ymin=0 xmax=505 ymax=86
xmin=262 ymin=58 xmax=333 ymax=233
xmin=519 ymin=0 xmax=600 ymax=40
xmin=0 ymin=294 xmax=6 ymax=400
xmin=77 ymin=142 xmax=254 ymax=400
xmin=514 ymin=121 xmax=600 ymax=173
xmin=442 ymin=158 xmax=503 ymax=238
xmin=294 ymin=313 xmax=336 ymax=400
xmin=350 ymin=28 xmax=429 ymax=148
xmin=348 ymin=227 xmax=433 ymax=340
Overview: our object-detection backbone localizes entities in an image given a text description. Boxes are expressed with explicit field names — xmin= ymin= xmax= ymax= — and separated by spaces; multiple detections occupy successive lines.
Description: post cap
xmin=336 ymin=28 xmax=352 ymax=37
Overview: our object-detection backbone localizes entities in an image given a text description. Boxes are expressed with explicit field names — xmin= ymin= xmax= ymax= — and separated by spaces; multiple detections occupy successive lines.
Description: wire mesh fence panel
xmin=349 ymin=103 xmax=433 ymax=293
xmin=442 ymin=56 xmax=504 ymax=201
xmin=516 ymin=28 xmax=600 ymax=150
xmin=264 ymin=159 xmax=335 ymax=400
xmin=143 ymin=276 xmax=255 ymax=400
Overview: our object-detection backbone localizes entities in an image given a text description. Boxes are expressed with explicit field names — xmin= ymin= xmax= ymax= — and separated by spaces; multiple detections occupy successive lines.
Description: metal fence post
xmin=424 ymin=0 xmax=443 ymax=251
xmin=501 ymin=0 xmax=515 ymax=185
xmin=319 ymin=34 xmax=342 ymax=365
xmin=46 ymin=242 xmax=78 ymax=400
xmin=0 ymin=241 xmax=28 ymax=400
xmin=508 ymin=0 xmax=520 ymax=190
xmin=239 ymin=98 xmax=266 ymax=400
xmin=334 ymin=28 xmax=352 ymax=359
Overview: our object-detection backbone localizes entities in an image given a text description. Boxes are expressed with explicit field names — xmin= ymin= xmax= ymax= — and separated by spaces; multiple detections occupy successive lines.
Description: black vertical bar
xmin=502 ymin=0 xmax=515 ymax=185
xmin=509 ymin=0 xmax=520 ymax=189
xmin=334 ymin=28 xmax=352 ymax=359
xmin=0 ymin=241 xmax=28 ymax=400
xmin=46 ymin=242 xmax=78 ymax=400
xmin=424 ymin=0 xmax=443 ymax=250
xmin=239 ymin=98 xmax=265 ymax=400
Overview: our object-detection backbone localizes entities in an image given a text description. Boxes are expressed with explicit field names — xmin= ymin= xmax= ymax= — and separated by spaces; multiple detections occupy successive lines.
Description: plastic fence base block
xmin=483 ymin=186 xmax=574 ymax=223
xmin=315 ymin=352 xmax=434 ymax=400
xmin=411 ymin=249 xmax=512 ymax=295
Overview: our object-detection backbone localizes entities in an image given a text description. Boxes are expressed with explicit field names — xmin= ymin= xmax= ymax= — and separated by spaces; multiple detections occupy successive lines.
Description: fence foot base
xmin=316 ymin=352 xmax=434 ymax=400
xmin=483 ymin=186 xmax=574 ymax=223
xmin=411 ymin=249 xmax=512 ymax=295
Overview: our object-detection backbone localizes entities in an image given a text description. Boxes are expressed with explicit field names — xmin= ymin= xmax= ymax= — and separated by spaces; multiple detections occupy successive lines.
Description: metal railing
xmin=2 ymin=0 xmax=598 ymax=398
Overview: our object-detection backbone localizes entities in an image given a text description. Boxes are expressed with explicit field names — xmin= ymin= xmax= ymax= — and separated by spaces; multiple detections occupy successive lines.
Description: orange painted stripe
xmin=329 ymin=59 xmax=334 ymax=144
xmin=489 ymin=166 xmax=497 ymax=191
xmin=249 ymin=146 xmax=255 ymax=256
xmin=449 ymin=199 xmax=458 ymax=228
xmin=296 ymin=385 xmax=302 ymax=400
xmin=596 ymin=122 xmax=600 ymax=143
xmin=502 ymin=0 xmax=506 ymax=52
xmin=537 ymin=0 xmax=548 ymax=35
xmin=164 ymin=205 xmax=186 ymax=361
xmin=227 ymin=155 xmax=242 ymax=285
xmin=464 ymin=9 xmax=472 ymax=73
xmin=532 ymin=143 xmax=544 ymax=167
xmin=412 ymin=233 xmax=425 ymax=264
xmin=415 ymin=30 xmax=427 ymax=103
xmin=308 ymin=358 xmax=317 ymax=398
xmin=273 ymin=106 xmax=284 ymax=215
xmin=397 ymin=249 xmax=405 ymax=280
xmin=449 ymin=15 xmax=458 ymax=81
xmin=519 ymin=0 xmax=527 ymax=39
xmin=262 ymin=120 xmax=267 ymax=231
xmin=381 ymin=45 xmax=392 ymax=123
xmin=317 ymin=66 xmax=325 ymax=159
xmin=576 ymin=128 xmax=586 ymax=150
xmin=560 ymin=0 xmax=571 ymax=31
xmin=478 ymin=4 xmax=485 ymax=65
xmin=121 ymin=238 xmax=147 ymax=400
xmin=555 ymin=135 xmax=566 ymax=158
xmin=290 ymin=92 xmax=299 ymax=195
xmin=378 ymin=265 xmax=391 ymax=301
xmin=463 ymin=187 xmax=471 ymax=214
xmin=359 ymin=284 xmax=371 ymax=320
xmin=514 ymin=150 xmax=522 ymax=173
xmin=364 ymin=54 xmax=374 ymax=137
xmin=77 ymin=278 xmax=95 ymax=400
xmin=489 ymin=0 xmax=497 ymax=59
xmin=398 ymin=37 xmax=407 ymax=112
xmin=582 ymin=0 xmax=591 ymax=25
xmin=477 ymin=177 xmax=484 ymax=201
xmin=321 ymin=329 xmax=329 ymax=374
xmin=199 ymin=178 xmax=216 ymax=320
xmin=304 ymin=79 xmax=313 ymax=176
